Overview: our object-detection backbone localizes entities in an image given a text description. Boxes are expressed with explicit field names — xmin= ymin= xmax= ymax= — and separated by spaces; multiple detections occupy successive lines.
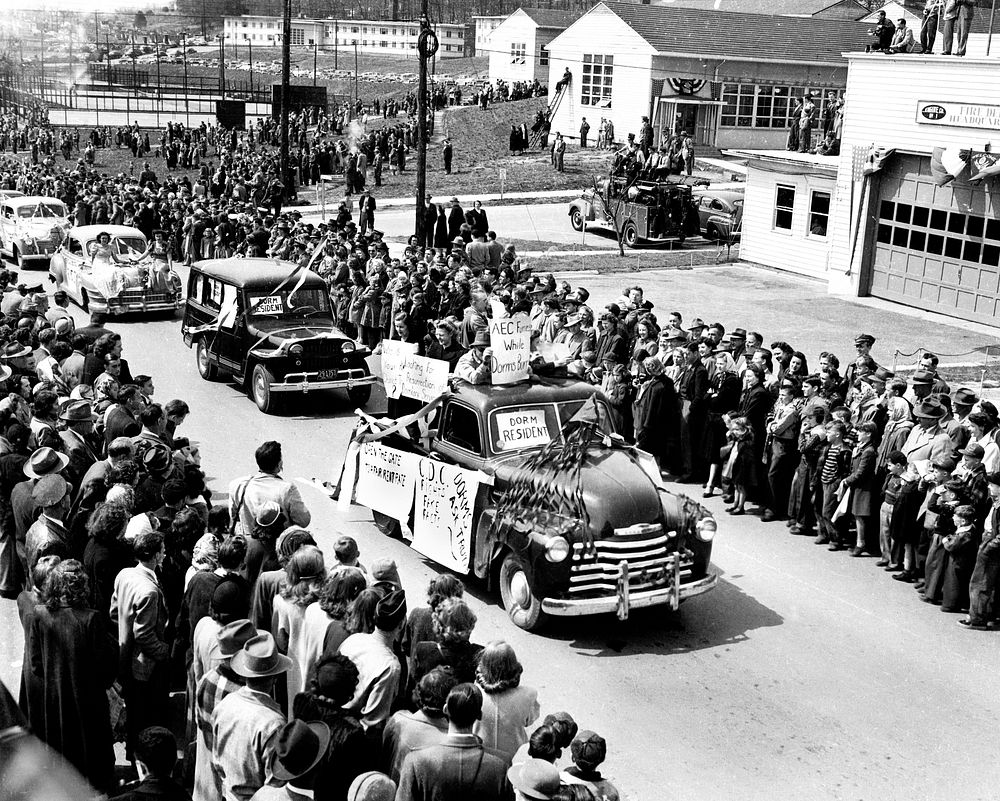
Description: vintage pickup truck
xmin=344 ymin=377 xmax=718 ymax=631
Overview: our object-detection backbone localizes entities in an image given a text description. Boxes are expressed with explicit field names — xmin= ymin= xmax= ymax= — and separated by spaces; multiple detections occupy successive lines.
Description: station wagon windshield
xmin=488 ymin=399 xmax=613 ymax=454
xmin=16 ymin=202 xmax=66 ymax=218
xmin=86 ymin=237 xmax=147 ymax=256
xmin=247 ymin=288 xmax=331 ymax=318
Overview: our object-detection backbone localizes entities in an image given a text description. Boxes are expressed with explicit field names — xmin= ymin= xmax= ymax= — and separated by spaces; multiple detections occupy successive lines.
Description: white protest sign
xmin=535 ymin=340 xmax=572 ymax=363
xmin=354 ymin=441 xmax=419 ymax=517
xmin=410 ymin=457 xmax=482 ymax=574
xmin=249 ymin=294 xmax=284 ymax=315
xmin=489 ymin=313 xmax=531 ymax=385
xmin=494 ymin=409 xmax=551 ymax=451
xmin=489 ymin=297 xmax=507 ymax=320
xmin=403 ymin=356 xmax=450 ymax=403
xmin=381 ymin=339 xmax=419 ymax=399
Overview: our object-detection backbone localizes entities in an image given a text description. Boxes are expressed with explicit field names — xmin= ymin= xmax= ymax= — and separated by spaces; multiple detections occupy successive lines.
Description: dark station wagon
xmin=181 ymin=258 xmax=376 ymax=414
xmin=364 ymin=377 xmax=719 ymax=630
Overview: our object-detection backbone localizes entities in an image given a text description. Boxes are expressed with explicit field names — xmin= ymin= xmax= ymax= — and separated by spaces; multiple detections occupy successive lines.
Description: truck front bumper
xmin=269 ymin=368 xmax=376 ymax=393
xmin=541 ymin=571 xmax=718 ymax=616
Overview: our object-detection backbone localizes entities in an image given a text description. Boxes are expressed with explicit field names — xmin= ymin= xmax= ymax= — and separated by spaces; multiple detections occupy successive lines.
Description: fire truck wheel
xmin=622 ymin=222 xmax=638 ymax=248
xmin=499 ymin=551 xmax=546 ymax=631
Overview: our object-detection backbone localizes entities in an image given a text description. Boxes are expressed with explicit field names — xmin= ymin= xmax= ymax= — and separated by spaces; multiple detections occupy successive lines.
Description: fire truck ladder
xmin=530 ymin=80 xmax=570 ymax=149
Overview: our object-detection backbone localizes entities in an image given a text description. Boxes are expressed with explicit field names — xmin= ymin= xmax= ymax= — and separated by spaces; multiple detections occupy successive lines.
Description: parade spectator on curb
xmin=475 ymin=640 xmax=540 ymax=765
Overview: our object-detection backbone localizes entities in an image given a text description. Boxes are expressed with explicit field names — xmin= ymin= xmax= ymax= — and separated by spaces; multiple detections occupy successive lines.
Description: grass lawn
xmin=539 ymin=244 xmax=742 ymax=273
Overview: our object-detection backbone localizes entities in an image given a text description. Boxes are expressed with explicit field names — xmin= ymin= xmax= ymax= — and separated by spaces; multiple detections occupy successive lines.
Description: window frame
xmin=439 ymin=402 xmax=484 ymax=456
xmin=510 ymin=42 xmax=526 ymax=64
xmin=808 ymin=190 xmax=831 ymax=239
xmin=773 ymin=184 xmax=796 ymax=232
xmin=581 ymin=53 xmax=613 ymax=109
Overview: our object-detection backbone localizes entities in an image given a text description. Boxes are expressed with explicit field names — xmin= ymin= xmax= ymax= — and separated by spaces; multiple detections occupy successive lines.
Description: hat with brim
xmin=32 ymin=474 xmax=69 ymax=507
xmin=24 ymin=446 xmax=70 ymax=479
xmin=142 ymin=445 xmax=173 ymax=475
xmin=2 ymin=343 xmax=31 ymax=360
xmin=217 ymin=619 xmax=258 ymax=657
xmin=910 ymin=370 xmax=935 ymax=386
xmin=270 ymin=719 xmax=332 ymax=783
xmin=0 ymin=364 xmax=11 ymax=382
xmin=507 ymin=759 xmax=561 ymax=801
xmin=912 ymin=398 xmax=946 ymax=419
xmin=230 ymin=632 xmax=293 ymax=678
xmin=954 ymin=387 xmax=979 ymax=407
xmin=59 ymin=399 xmax=94 ymax=422
xmin=962 ymin=442 xmax=986 ymax=459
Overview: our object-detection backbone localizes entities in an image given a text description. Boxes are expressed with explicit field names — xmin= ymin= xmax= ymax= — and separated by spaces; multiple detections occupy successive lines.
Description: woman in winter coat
xmin=475 ymin=641 xmax=540 ymax=765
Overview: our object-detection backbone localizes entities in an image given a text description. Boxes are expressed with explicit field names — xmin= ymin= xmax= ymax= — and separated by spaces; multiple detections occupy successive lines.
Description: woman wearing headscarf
xmin=703 ymin=351 xmax=743 ymax=498
xmin=632 ymin=357 xmax=682 ymax=473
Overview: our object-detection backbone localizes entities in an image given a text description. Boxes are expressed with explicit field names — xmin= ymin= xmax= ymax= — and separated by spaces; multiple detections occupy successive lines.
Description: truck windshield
xmin=488 ymin=399 xmax=614 ymax=454
xmin=247 ymin=288 xmax=332 ymax=318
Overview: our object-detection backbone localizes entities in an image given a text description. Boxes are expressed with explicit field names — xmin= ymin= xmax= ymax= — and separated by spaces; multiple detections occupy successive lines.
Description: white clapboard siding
xmin=546 ymin=5 xmax=656 ymax=145
xmin=741 ymin=164 xmax=837 ymax=279
xmin=487 ymin=11 xmax=540 ymax=85
xmin=828 ymin=53 xmax=1000 ymax=283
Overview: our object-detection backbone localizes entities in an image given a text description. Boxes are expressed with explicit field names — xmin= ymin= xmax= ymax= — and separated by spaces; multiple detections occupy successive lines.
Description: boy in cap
xmin=561 ymin=730 xmax=620 ymax=801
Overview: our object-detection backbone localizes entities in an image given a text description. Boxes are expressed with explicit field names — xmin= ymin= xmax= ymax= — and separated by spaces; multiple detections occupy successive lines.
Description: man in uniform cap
xmin=24 ymin=474 xmax=72 ymax=589
xmin=339 ymin=588 xmax=407 ymax=732
xmin=212 ymin=631 xmax=292 ymax=800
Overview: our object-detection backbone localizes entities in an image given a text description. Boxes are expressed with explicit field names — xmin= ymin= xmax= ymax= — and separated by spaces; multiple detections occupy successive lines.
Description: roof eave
xmin=651 ymin=49 xmax=850 ymax=66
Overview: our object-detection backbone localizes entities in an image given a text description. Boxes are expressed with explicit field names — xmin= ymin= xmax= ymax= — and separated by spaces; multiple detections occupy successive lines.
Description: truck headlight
xmin=544 ymin=535 xmax=570 ymax=563
xmin=288 ymin=343 xmax=304 ymax=356
xmin=695 ymin=518 xmax=717 ymax=542
xmin=341 ymin=340 xmax=356 ymax=353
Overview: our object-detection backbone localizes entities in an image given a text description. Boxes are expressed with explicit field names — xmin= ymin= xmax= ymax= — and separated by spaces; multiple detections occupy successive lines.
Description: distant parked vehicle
xmin=694 ymin=190 xmax=744 ymax=241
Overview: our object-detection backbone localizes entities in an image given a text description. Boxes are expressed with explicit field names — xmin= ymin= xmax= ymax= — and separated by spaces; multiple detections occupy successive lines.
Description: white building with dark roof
xmin=544 ymin=2 xmax=872 ymax=152
xmin=486 ymin=8 xmax=581 ymax=85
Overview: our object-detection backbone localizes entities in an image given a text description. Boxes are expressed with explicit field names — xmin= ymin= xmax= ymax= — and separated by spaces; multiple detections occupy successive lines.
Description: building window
xmin=511 ymin=42 xmax=526 ymax=64
xmin=539 ymin=45 xmax=548 ymax=66
xmin=290 ymin=28 xmax=304 ymax=45
xmin=380 ymin=40 xmax=387 ymax=48
xmin=774 ymin=185 xmax=795 ymax=231
xmin=581 ymin=54 xmax=613 ymax=109
xmin=351 ymin=26 xmax=359 ymax=33
xmin=721 ymin=84 xmax=843 ymax=129
xmin=809 ymin=191 xmax=831 ymax=237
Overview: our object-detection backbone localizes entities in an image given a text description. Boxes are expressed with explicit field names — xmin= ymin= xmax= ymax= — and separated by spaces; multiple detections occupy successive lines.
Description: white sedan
xmin=49 ymin=225 xmax=183 ymax=316
xmin=0 ymin=195 xmax=71 ymax=269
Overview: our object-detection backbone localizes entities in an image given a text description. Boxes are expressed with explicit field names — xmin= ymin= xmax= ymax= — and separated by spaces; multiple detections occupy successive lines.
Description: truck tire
xmin=372 ymin=511 xmax=402 ymax=537
xmin=196 ymin=338 xmax=219 ymax=380
xmin=570 ymin=208 xmax=585 ymax=232
xmin=250 ymin=363 xmax=279 ymax=414
xmin=622 ymin=222 xmax=638 ymax=248
xmin=499 ymin=551 xmax=546 ymax=631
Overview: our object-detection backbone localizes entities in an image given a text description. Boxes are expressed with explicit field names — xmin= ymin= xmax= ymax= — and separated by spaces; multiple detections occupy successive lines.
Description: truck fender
xmin=473 ymin=507 xmax=502 ymax=582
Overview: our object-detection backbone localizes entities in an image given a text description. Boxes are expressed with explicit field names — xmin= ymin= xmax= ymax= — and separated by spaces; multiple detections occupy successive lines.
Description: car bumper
xmin=541 ymin=571 xmax=718 ymax=616
xmin=105 ymin=298 xmax=184 ymax=315
xmin=269 ymin=369 xmax=376 ymax=393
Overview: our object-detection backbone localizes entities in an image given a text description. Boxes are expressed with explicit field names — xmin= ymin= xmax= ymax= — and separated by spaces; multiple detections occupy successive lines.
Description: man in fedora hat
xmin=11 ymin=446 xmax=70 ymax=591
xmin=454 ymin=331 xmax=493 ymax=385
xmin=249 ymin=719 xmax=331 ymax=800
xmin=901 ymin=398 xmax=954 ymax=466
xmin=23 ymin=474 xmax=73 ymax=590
xmin=112 ymin=529 xmax=171 ymax=758
xmin=506 ymin=756 xmax=560 ymax=801
xmin=339 ymin=588 xmax=407 ymax=734
xmin=447 ymin=198 xmax=465 ymax=242
xmin=193 ymin=619 xmax=258 ymax=801
xmin=58 ymin=400 xmax=100 ymax=490
xmin=396 ymin=683 xmax=511 ymax=801
xmin=212 ymin=632 xmax=292 ymax=801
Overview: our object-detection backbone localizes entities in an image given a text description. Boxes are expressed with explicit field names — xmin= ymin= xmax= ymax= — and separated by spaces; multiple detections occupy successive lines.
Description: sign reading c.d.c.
xmin=916 ymin=100 xmax=1000 ymax=131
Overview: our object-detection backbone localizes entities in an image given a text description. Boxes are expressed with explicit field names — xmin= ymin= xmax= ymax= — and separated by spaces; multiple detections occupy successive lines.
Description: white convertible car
xmin=0 ymin=195 xmax=71 ymax=269
xmin=48 ymin=225 xmax=184 ymax=316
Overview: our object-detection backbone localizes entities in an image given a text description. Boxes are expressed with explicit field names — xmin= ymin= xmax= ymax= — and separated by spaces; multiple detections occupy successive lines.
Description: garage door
xmin=869 ymin=154 xmax=1000 ymax=326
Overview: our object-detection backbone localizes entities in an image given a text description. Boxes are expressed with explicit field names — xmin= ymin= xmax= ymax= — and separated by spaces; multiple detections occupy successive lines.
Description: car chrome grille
xmin=113 ymin=289 xmax=176 ymax=304
xmin=568 ymin=523 xmax=693 ymax=596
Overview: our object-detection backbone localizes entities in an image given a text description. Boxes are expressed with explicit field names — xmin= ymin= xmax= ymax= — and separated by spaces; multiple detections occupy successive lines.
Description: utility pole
xmin=313 ymin=38 xmax=317 ymax=86
xmin=280 ymin=0 xmax=292 ymax=200
xmin=334 ymin=20 xmax=338 ymax=69
xmin=182 ymin=33 xmax=190 ymax=127
xmin=131 ymin=30 xmax=138 ymax=103
xmin=353 ymin=40 xmax=358 ymax=113
xmin=249 ymin=38 xmax=254 ymax=96
xmin=414 ymin=1 xmax=435 ymax=243
xmin=219 ymin=34 xmax=225 ymax=96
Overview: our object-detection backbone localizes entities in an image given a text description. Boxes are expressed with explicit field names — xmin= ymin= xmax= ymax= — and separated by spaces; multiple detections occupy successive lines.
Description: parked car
xmin=568 ymin=176 xmax=703 ymax=248
xmin=0 ymin=196 xmax=71 ymax=269
xmin=48 ymin=225 xmax=183 ymax=316
xmin=694 ymin=189 xmax=744 ymax=241
xmin=0 ymin=190 xmax=24 ymax=200
xmin=181 ymin=258 xmax=375 ymax=414
xmin=349 ymin=379 xmax=719 ymax=631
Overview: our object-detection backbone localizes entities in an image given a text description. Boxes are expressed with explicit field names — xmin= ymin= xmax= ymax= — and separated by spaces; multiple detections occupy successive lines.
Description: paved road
xmin=2 ymin=263 xmax=999 ymax=800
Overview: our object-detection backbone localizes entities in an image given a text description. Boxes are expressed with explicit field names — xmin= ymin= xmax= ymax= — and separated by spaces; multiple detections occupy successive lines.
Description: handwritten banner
xmin=494 ymin=409 xmax=551 ymax=451
xmin=411 ymin=458 xmax=482 ymax=574
xmin=535 ymin=340 xmax=572 ymax=364
xmin=489 ymin=313 xmax=531 ymax=385
xmin=402 ymin=355 xmax=450 ymax=403
xmin=381 ymin=339 xmax=419 ymax=399
xmin=354 ymin=441 xmax=420 ymax=517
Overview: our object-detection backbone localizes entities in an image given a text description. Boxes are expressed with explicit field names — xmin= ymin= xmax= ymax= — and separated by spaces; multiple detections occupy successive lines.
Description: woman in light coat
xmin=474 ymin=641 xmax=540 ymax=765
